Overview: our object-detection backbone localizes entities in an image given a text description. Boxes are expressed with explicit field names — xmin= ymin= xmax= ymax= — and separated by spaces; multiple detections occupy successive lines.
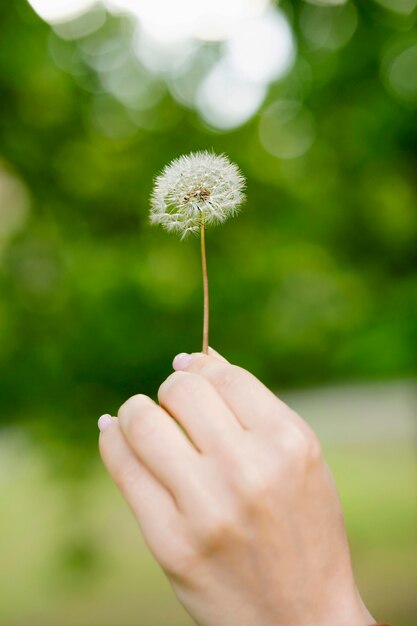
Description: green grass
xmin=326 ymin=442 xmax=417 ymax=626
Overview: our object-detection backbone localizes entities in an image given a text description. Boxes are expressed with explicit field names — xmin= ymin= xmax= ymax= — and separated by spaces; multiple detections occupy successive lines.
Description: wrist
xmin=318 ymin=585 xmax=375 ymax=626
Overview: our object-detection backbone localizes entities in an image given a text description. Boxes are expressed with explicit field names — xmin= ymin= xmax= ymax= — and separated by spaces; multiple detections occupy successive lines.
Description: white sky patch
xmin=27 ymin=0 xmax=97 ymax=24
xmin=192 ymin=0 xmax=270 ymax=41
xmin=105 ymin=0 xmax=270 ymax=42
xmin=105 ymin=0 xmax=199 ymax=43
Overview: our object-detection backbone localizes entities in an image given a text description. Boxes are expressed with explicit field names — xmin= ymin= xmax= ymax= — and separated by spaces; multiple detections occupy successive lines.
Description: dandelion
xmin=150 ymin=151 xmax=246 ymax=353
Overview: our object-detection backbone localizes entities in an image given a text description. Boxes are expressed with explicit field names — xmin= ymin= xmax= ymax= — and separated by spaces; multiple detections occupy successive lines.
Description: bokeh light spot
xmin=99 ymin=58 xmax=165 ymax=110
xmin=194 ymin=0 xmax=271 ymax=41
xmin=27 ymin=0 xmax=98 ymax=24
xmin=29 ymin=0 xmax=291 ymax=130
xmin=196 ymin=61 xmax=267 ymax=130
xmin=383 ymin=43 xmax=417 ymax=107
xmin=304 ymin=0 xmax=348 ymax=5
xmin=259 ymin=101 xmax=315 ymax=159
xmin=52 ymin=6 xmax=106 ymax=41
xmin=0 ymin=166 xmax=30 ymax=251
xmin=133 ymin=27 xmax=198 ymax=74
xmin=373 ymin=0 xmax=417 ymax=15
xmin=225 ymin=8 xmax=295 ymax=84
xmin=106 ymin=0 xmax=270 ymax=42
xmin=300 ymin=1 xmax=357 ymax=51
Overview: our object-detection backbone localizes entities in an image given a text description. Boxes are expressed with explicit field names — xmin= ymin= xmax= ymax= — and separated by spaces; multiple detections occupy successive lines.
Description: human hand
xmin=98 ymin=350 xmax=374 ymax=626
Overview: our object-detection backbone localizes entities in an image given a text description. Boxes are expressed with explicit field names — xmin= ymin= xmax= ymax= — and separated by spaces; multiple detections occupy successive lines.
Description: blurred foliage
xmin=0 ymin=0 xmax=416 ymax=459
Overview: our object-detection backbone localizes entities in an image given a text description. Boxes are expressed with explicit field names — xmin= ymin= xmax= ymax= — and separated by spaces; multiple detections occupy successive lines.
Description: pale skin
xmin=98 ymin=349 xmax=375 ymax=626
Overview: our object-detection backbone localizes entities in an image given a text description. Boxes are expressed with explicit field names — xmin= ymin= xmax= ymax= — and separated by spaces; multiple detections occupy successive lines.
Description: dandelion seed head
xmin=150 ymin=151 xmax=246 ymax=238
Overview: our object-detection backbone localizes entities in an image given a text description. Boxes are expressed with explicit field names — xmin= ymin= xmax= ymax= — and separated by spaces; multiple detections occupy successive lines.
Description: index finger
xmin=172 ymin=351 xmax=296 ymax=430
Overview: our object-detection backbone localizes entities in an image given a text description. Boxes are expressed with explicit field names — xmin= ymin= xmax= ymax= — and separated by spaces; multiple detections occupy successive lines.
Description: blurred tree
xmin=0 ymin=0 xmax=416 ymax=461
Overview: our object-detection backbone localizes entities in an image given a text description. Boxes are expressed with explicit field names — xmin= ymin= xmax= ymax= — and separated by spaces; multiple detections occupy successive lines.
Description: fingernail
xmin=98 ymin=414 xmax=117 ymax=433
xmin=172 ymin=352 xmax=194 ymax=371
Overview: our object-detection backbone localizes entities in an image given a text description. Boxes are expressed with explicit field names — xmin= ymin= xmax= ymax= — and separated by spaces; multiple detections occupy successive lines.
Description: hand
xmin=98 ymin=350 xmax=374 ymax=626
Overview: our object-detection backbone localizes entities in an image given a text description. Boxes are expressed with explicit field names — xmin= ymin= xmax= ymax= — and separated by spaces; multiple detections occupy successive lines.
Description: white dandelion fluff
xmin=150 ymin=151 xmax=246 ymax=239
xmin=149 ymin=151 xmax=246 ymax=354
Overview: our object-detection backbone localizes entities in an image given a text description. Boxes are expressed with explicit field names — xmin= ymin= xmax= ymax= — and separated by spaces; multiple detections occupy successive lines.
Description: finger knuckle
xmin=118 ymin=393 xmax=149 ymax=421
xmin=304 ymin=428 xmax=322 ymax=463
xmin=197 ymin=510 xmax=238 ymax=554
xmin=283 ymin=424 xmax=322 ymax=467
xmin=157 ymin=542 xmax=200 ymax=583
xmin=129 ymin=411 xmax=158 ymax=442
xmin=210 ymin=364 xmax=242 ymax=395
xmin=158 ymin=371 xmax=199 ymax=406
xmin=118 ymin=395 xmax=157 ymax=441
xmin=239 ymin=464 xmax=279 ymax=506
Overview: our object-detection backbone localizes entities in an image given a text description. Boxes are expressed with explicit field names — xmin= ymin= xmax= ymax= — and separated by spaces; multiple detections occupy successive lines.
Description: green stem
xmin=200 ymin=217 xmax=209 ymax=355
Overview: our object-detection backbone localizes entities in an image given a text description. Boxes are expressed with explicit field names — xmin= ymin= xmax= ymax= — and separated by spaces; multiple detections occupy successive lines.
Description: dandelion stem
xmin=200 ymin=217 xmax=209 ymax=355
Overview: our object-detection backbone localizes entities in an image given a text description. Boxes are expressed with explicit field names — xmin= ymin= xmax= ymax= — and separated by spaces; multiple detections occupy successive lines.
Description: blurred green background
xmin=0 ymin=0 xmax=416 ymax=624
